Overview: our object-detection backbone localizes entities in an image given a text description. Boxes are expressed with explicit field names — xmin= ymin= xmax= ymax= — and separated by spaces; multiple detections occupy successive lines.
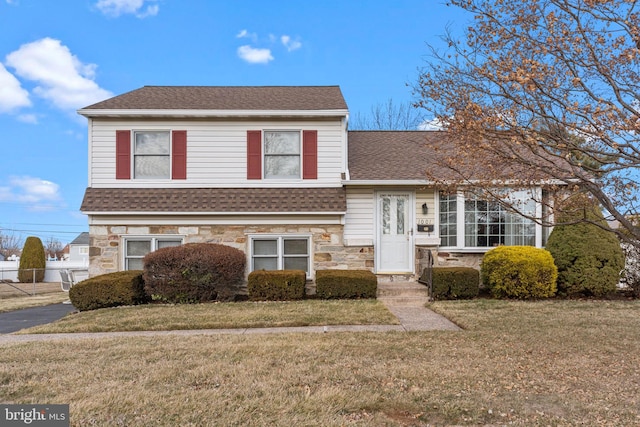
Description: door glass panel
xmin=382 ymin=197 xmax=391 ymax=235
xmin=396 ymin=198 xmax=405 ymax=234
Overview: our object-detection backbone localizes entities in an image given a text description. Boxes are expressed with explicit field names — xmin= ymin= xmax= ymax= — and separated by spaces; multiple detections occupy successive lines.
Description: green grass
xmin=2 ymin=299 xmax=640 ymax=426
xmin=19 ymin=299 xmax=399 ymax=333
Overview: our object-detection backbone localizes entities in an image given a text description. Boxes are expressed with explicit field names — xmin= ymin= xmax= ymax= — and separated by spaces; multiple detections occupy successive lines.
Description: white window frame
xmin=437 ymin=189 xmax=543 ymax=251
xmin=133 ymin=130 xmax=172 ymax=180
xmin=263 ymin=130 xmax=302 ymax=180
xmin=122 ymin=235 xmax=184 ymax=270
xmin=248 ymin=234 xmax=312 ymax=277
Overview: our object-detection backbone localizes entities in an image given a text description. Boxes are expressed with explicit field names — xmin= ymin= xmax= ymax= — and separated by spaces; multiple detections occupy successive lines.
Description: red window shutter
xmin=247 ymin=130 xmax=262 ymax=179
xmin=303 ymin=130 xmax=318 ymax=179
xmin=115 ymin=130 xmax=131 ymax=180
xmin=172 ymin=130 xmax=187 ymax=179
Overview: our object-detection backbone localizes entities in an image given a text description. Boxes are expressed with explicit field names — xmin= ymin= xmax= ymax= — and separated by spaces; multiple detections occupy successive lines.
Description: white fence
xmin=0 ymin=261 xmax=89 ymax=283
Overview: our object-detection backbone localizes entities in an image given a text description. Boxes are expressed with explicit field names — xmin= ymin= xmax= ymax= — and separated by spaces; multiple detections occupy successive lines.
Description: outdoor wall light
xmin=421 ymin=203 xmax=429 ymax=215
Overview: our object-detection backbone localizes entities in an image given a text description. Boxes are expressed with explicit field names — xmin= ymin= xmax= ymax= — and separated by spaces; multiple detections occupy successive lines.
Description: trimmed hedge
xmin=431 ymin=267 xmax=479 ymax=300
xmin=247 ymin=270 xmax=306 ymax=301
xmin=481 ymin=246 xmax=558 ymax=299
xmin=69 ymin=270 xmax=149 ymax=311
xmin=143 ymin=243 xmax=245 ymax=303
xmin=315 ymin=269 xmax=377 ymax=299
xmin=18 ymin=236 xmax=46 ymax=283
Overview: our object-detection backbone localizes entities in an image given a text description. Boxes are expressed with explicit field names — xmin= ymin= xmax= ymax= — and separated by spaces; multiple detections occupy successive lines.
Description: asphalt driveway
xmin=0 ymin=303 xmax=77 ymax=334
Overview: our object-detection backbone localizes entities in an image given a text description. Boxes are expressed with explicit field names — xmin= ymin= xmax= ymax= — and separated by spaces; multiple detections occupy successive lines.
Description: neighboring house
xmin=78 ymin=86 xmax=550 ymax=280
xmin=68 ymin=232 xmax=90 ymax=264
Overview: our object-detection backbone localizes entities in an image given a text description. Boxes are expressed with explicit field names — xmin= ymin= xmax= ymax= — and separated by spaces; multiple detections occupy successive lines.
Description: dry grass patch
xmin=20 ymin=299 xmax=398 ymax=334
xmin=0 ymin=292 xmax=69 ymax=312
xmin=2 ymin=300 xmax=640 ymax=426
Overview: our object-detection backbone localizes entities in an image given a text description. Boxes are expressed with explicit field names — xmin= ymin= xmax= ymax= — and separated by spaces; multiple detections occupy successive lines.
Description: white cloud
xmin=17 ymin=113 xmax=37 ymax=124
xmin=0 ymin=64 xmax=30 ymax=113
xmin=95 ymin=0 xmax=158 ymax=18
xmin=237 ymin=45 xmax=274 ymax=64
xmin=281 ymin=35 xmax=302 ymax=52
xmin=0 ymin=176 xmax=63 ymax=211
xmin=5 ymin=38 xmax=112 ymax=111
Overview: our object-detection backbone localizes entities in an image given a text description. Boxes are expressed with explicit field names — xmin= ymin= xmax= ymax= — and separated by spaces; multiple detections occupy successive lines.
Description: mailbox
xmin=417 ymin=224 xmax=434 ymax=233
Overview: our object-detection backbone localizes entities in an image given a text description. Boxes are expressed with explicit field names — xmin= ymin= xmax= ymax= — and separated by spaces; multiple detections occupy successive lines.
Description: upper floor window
xmin=247 ymin=130 xmax=317 ymax=180
xmin=134 ymin=131 xmax=170 ymax=179
xmin=264 ymin=131 xmax=301 ymax=179
xmin=116 ymin=130 xmax=187 ymax=180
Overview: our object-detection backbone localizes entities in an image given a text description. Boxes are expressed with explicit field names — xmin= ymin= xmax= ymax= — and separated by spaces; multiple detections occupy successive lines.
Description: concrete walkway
xmin=0 ymin=299 xmax=460 ymax=346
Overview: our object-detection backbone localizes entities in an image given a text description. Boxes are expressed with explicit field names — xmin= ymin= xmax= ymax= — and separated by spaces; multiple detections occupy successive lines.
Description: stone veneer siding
xmin=89 ymin=224 xmax=374 ymax=278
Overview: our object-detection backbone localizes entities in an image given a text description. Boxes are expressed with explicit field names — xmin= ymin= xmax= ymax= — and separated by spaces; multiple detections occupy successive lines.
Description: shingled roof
xmin=347 ymin=131 xmax=447 ymax=181
xmin=80 ymin=86 xmax=348 ymax=112
xmin=80 ymin=187 xmax=346 ymax=214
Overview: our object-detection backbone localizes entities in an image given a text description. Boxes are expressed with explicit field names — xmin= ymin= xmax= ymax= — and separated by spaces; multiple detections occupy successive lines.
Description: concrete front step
xmin=377 ymin=281 xmax=429 ymax=298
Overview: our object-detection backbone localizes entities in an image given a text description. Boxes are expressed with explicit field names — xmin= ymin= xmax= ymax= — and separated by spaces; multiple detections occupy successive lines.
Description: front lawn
xmin=19 ymin=299 xmax=399 ymax=333
xmin=2 ymin=299 xmax=639 ymax=426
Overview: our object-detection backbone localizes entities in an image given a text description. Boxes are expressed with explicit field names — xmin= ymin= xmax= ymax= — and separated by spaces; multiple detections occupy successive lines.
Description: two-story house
xmin=79 ymin=86 xmax=548 ymax=281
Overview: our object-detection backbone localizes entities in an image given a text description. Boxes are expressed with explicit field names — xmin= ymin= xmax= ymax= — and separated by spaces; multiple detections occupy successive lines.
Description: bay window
xmin=439 ymin=190 xmax=540 ymax=249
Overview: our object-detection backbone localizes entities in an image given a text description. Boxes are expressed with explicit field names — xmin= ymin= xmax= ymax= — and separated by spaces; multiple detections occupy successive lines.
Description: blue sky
xmin=0 ymin=0 xmax=468 ymax=246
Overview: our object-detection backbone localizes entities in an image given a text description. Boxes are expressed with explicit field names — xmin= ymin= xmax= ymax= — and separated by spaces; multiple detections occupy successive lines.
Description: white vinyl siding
xmin=88 ymin=119 xmax=344 ymax=188
xmin=344 ymin=187 xmax=375 ymax=244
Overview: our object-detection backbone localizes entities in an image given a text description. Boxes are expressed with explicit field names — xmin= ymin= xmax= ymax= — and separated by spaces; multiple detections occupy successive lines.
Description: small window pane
xmin=284 ymin=239 xmax=307 ymax=255
xmin=135 ymin=132 xmax=170 ymax=154
xmin=254 ymin=240 xmax=277 ymax=255
xmin=254 ymin=257 xmax=278 ymax=270
xmin=264 ymin=132 xmax=300 ymax=154
xmin=284 ymin=257 xmax=308 ymax=271
xmin=264 ymin=156 xmax=300 ymax=179
xmin=157 ymin=240 xmax=182 ymax=249
xmin=127 ymin=240 xmax=151 ymax=257
xmin=135 ymin=156 xmax=170 ymax=179
xmin=127 ymin=258 xmax=144 ymax=270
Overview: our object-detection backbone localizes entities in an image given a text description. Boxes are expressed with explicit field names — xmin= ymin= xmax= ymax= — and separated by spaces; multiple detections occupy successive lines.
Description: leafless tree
xmin=415 ymin=0 xmax=640 ymax=245
xmin=45 ymin=237 xmax=64 ymax=260
xmin=350 ymin=99 xmax=425 ymax=130
xmin=0 ymin=229 xmax=23 ymax=259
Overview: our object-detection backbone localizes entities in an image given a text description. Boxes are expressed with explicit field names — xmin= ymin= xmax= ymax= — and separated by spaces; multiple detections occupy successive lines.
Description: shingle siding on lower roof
xmin=80 ymin=187 xmax=347 ymax=213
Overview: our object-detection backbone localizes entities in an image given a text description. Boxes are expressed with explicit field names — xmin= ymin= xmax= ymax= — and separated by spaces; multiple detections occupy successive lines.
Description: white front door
xmin=377 ymin=192 xmax=413 ymax=272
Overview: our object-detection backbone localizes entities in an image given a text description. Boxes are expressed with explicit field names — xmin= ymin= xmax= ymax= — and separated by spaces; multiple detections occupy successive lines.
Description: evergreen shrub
xmin=315 ymin=269 xmax=377 ymax=299
xmin=143 ymin=243 xmax=245 ymax=303
xmin=69 ymin=270 xmax=148 ymax=311
xmin=546 ymin=198 xmax=625 ymax=297
xmin=18 ymin=236 xmax=46 ymax=283
xmin=247 ymin=270 xmax=306 ymax=301
xmin=481 ymin=246 xmax=558 ymax=299
xmin=431 ymin=267 xmax=479 ymax=300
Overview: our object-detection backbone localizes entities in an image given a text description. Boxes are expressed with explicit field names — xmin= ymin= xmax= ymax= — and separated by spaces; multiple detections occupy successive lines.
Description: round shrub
xmin=546 ymin=201 xmax=624 ymax=297
xmin=481 ymin=246 xmax=558 ymax=299
xmin=69 ymin=270 xmax=148 ymax=311
xmin=143 ymin=243 xmax=246 ymax=303
xmin=18 ymin=236 xmax=46 ymax=283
